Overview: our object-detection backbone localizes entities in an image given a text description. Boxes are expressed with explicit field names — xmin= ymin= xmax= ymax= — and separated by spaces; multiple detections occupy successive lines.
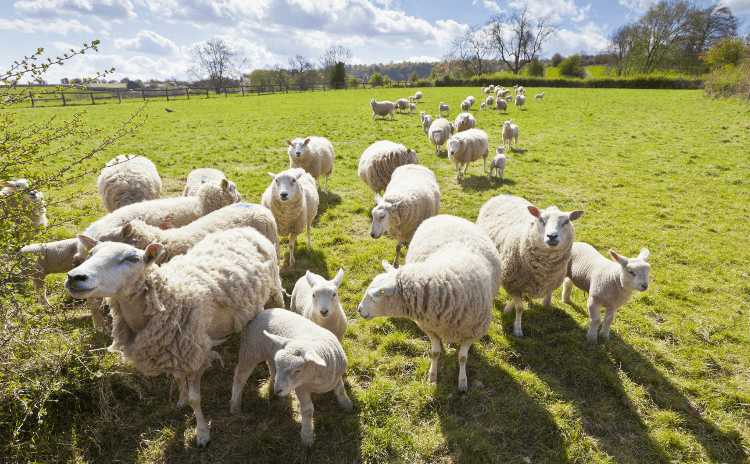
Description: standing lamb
xmin=488 ymin=147 xmax=507 ymax=181
xmin=476 ymin=195 xmax=584 ymax=337
xmin=183 ymin=168 xmax=227 ymax=197
xmin=261 ymin=168 xmax=319 ymax=267
xmin=502 ymin=119 xmax=519 ymax=150
xmin=446 ymin=128 xmax=490 ymax=180
xmin=421 ymin=113 xmax=433 ymax=134
xmin=358 ymin=214 xmax=503 ymax=392
xmin=485 ymin=95 xmax=495 ymax=109
xmin=65 ymin=227 xmax=283 ymax=446
xmin=534 ymin=92 xmax=545 ymax=101
xmin=438 ymin=102 xmax=449 ymax=118
xmin=370 ymin=99 xmax=395 ymax=120
xmin=290 ymin=269 xmax=347 ymax=341
xmin=285 ymin=136 xmax=335 ymax=191
xmin=97 ymin=155 xmax=161 ymax=212
xmin=562 ymin=244 xmax=651 ymax=344
xmin=395 ymin=98 xmax=410 ymax=114
xmin=480 ymin=102 xmax=486 ymax=111
xmin=518 ymin=86 xmax=525 ymax=95
xmin=453 ymin=112 xmax=476 ymax=133
xmin=409 ymin=102 xmax=416 ymax=114
xmin=2 ymin=179 xmax=47 ymax=230
xmin=515 ymin=94 xmax=526 ymax=110
xmin=370 ymin=164 xmax=440 ymax=268
xmin=358 ymin=140 xmax=419 ymax=194
xmin=460 ymin=100 xmax=471 ymax=112
xmin=495 ymin=98 xmax=508 ymax=112
xmin=18 ymin=239 xmax=78 ymax=301
xmin=414 ymin=91 xmax=423 ymax=103
xmin=230 ymin=308 xmax=352 ymax=446
xmin=428 ymin=117 xmax=453 ymax=155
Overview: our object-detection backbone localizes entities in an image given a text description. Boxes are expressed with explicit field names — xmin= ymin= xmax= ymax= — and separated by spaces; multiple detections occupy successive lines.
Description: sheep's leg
xmin=483 ymin=156 xmax=488 ymax=173
xmin=230 ymin=359 xmax=259 ymax=414
xmin=457 ymin=338 xmax=476 ymax=392
xmin=586 ymin=297 xmax=603 ymax=344
xmin=393 ymin=241 xmax=402 ymax=268
xmin=187 ymin=370 xmax=210 ymax=447
xmin=324 ymin=174 xmax=329 ymax=191
xmin=426 ymin=331 xmax=442 ymax=383
xmin=31 ymin=278 xmax=49 ymax=306
xmin=514 ymin=137 xmax=518 ymax=150
xmin=542 ymin=293 xmax=552 ymax=308
xmin=455 ymin=164 xmax=462 ymax=180
xmin=288 ymin=234 xmax=297 ymax=268
xmin=504 ymin=296 xmax=525 ymax=337
xmin=562 ymin=277 xmax=574 ymax=303
xmin=174 ymin=372 xmax=189 ymax=408
xmin=306 ymin=223 xmax=312 ymax=249
xmin=316 ymin=178 xmax=321 ymax=190
xmin=88 ymin=298 xmax=106 ymax=329
xmin=334 ymin=377 xmax=353 ymax=410
xmin=599 ymin=306 xmax=618 ymax=343
xmin=296 ymin=388 xmax=315 ymax=446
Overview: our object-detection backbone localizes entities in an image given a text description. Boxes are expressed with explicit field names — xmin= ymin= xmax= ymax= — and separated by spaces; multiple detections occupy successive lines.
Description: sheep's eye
xmin=333 ymin=292 xmax=336 ymax=297
xmin=539 ymin=219 xmax=546 ymax=225
xmin=125 ymin=256 xmax=139 ymax=263
xmin=295 ymin=369 xmax=302 ymax=374
xmin=628 ymin=270 xmax=635 ymax=276
xmin=312 ymin=294 xmax=316 ymax=299
xmin=379 ymin=289 xmax=385 ymax=296
xmin=563 ymin=219 xmax=569 ymax=226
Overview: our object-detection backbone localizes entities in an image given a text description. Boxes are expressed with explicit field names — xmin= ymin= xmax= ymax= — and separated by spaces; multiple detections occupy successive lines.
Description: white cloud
xmin=0 ymin=17 xmax=93 ymax=34
xmin=618 ymin=0 xmax=652 ymax=14
xmin=544 ymin=22 xmax=608 ymax=57
xmin=406 ymin=55 xmax=440 ymax=62
xmin=717 ymin=0 xmax=750 ymax=15
xmin=482 ymin=0 xmax=504 ymax=14
xmin=509 ymin=0 xmax=590 ymax=23
xmin=37 ymin=51 xmax=188 ymax=82
xmin=115 ymin=30 xmax=179 ymax=56
xmin=184 ymin=36 xmax=285 ymax=72
xmin=14 ymin=0 xmax=137 ymax=21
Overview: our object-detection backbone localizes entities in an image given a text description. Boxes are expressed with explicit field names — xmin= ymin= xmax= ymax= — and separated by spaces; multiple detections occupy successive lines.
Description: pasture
xmin=5 ymin=86 xmax=750 ymax=463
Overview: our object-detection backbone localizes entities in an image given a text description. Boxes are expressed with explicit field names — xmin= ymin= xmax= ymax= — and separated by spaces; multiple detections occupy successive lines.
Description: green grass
xmin=5 ymin=86 xmax=750 ymax=463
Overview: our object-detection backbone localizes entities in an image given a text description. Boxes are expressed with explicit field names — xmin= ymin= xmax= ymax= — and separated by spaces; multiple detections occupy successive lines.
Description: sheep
xmin=446 ymin=128 xmax=490 ymax=181
xmin=97 ymin=155 xmax=161 ymax=212
xmin=476 ymin=195 xmax=585 ymax=337
xmin=285 ymin=136 xmax=335 ymax=191
xmin=534 ymin=92 xmax=545 ymax=101
xmin=453 ymin=112 xmax=476 ymax=133
xmin=395 ymin=98 xmax=410 ymax=114
xmin=482 ymin=87 xmax=491 ymax=95
xmin=230 ymin=307 xmax=352 ymax=446
xmin=515 ymin=94 xmax=526 ymax=110
xmin=370 ymin=99 xmax=395 ymax=120
xmin=358 ymin=140 xmax=419 ymax=194
xmin=261 ymin=168 xmax=319 ymax=268
xmin=414 ymin=91 xmax=423 ymax=103
xmin=183 ymin=168 xmax=227 ymax=197
xmin=370 ymin=164 xmax=440 ymax=268
xmin=488 ymin=84 xmax=495 ymax=92
xmin=495 ymin=98 xmax=508 ymax=112
xmin=562 ymin=244 xmax=651 ymax=344
xmin=502 ymin=119 xmax=519 ymax=150
xmin=518 ymin=86 xmax=525 ymax=95
xmin=66 ymin=227 xmax=284 ymax=446
xmin=480 ymin=102 xmax=486 ymax=111
xmin=409 ymin=102 xmax=416 ymax=114
xmin=421 ymin=113 xmax=433 ymax=134
xmin=466 ymin=95 xmax=476 ymax=107
xmin=460 ymin=100 xmax=471 ymax=112
xmin=358 ymin=214 xmax=502 ymax=392
xmin=438 ymin=101 xmax=449 ymax=118
xmin=488 ymin=147 xmax=507 ymax=181
xmin=409 ymin=96 xmax=416 ymax=103
xmin=2 ymin=179 xmax=47 ymax=230
xmin=428 ymin=117 xmax=453 ymax=155
xmin=290 ymin=269 xmax=347 ymax=341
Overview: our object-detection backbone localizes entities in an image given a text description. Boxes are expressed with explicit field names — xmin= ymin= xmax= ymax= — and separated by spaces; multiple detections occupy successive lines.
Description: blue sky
xmin=1 ymin=0 xmax=748 ymax=83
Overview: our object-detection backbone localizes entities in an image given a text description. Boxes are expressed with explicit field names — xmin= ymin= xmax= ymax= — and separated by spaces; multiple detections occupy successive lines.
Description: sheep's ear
xmin=268 ymin=172 xmax=277 ymax=179
xmin=390 ymin=200 xmax=402 ymax=208
xmin=284 ymin=139 xmax=292 ymax=146
xmin=303 ymin=138 xmax=311 ymax=146
xmin=333 ymin=268 xmax=344 ymax=287
xmin=143 ymin=243 xmax=164 ymax=265
xmin=638 ymin=248 xmax=650 ymax=262
xmin=304 ymin=350 xmax=326 ymax=367
xmin=264 ymin=330 xmax=290 ymax=348
xmin=220 ymin=179 xmax=229 ymax=189
xmin=122 ymin=222 xmax=133 ymax=238
xmin=509 ymin=119 xmax=513 ymax=123
xmin=382 ymin=260 xmax=396 ymax=273
xmin=569 ymin=210 xmax=585 ymax=221
xmin=610 ymin=250 xmax=629 ymax=266
xmin=374 ymin=194 xmax=383 ymax=205
xmin=77 ymin=234 xmax=100 ymax=251
xmin=305 ymin=270 xmax=320 ymax=288
xmin=295 ymin=169 xmax=304 ymax=179
xmin=527 ymin=206 xmax=541 ymax=218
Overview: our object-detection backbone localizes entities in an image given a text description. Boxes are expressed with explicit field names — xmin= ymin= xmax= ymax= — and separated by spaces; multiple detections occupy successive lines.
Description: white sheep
xmin=534 ymin=92 xmax=545 ymax=101
xmin=428 ymin=118 xmax=453 ymax=155
xmin=409 ymin=102 xmax=416 ymax=114
xmin=482 ymin=87 xmax=491 ymax=95
xmin=285 ymin=136 xmax=335 ymax=191
xmin=438 ymin=101 xmax=449 ymax=118
xmin=395 ymin=98 xmax=410 ymax=114
xmin=480 ymin=102 xmax=486 ymax=111
xmin=485 ymin=95 xmax=495 ymax=109
xmin=414 ymin=91 xmax=423 ymax=103
xmin=421 ymin=113 xmax=433 ymax=134
xmin=518 ymin=86 xmax=525 ymax=95
xmin=488 ymin=147 xmax=507 ymax=181
xmin=230 ymin=307 xmax=352 ymax=446
xmin=453 ymin=112 xmax=476 ymax=133
xmin=370 ymin=164 xmax=440 ymax=268
xmin=291 ymin=269 xmax=347 ymax=341
xmin=446 ymin=128 xmax=489 ymax=180
xmin=261 ymin=168 xmax=319 ymax=268
xmin=358 ymin=214 xmax=502 ymax=391
xmin=2 ymin=179 xmax=47 ymax=230
xmin=370 ymin=99 xmax=395 ymax=120
xmin=97 ymin=155 xmax=161 ymax=212
xmin=409 ymin=96 xmax=416 ymax=103
xmin=495 ymin=98 xmax=508 ymax=112
xmin=502 ymin=119 xmax=519 ymax=150
xmin=476 ymin=195 xmax=585 ymax=337
xmin=562 ymin=243 xmax=651 ymax=344
xmin=183 ymin=168 xmax=227 ymax=197
xmin=515 ymin=94 xmax=526 ymax=110
xmin=488 ymin=84 xmax=495 ymax=92
xmin=466 ymin=95 xmax=476 ymax=107
xmin=358 ymin=140 xmax=419 ymax=194
xmin=460 ymin=100 xmax=471 ymax=112
xmin=66 ymin=227 xmax=284 ymax=446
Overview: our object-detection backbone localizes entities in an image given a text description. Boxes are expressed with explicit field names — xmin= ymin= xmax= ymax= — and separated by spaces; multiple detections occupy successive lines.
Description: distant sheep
xmin=183 ymin=168 xmax=227 ymax=197
xmin=460 ymin=100 xmax=471 ymax=112
xmin=438 ymin=101 xmax=449 ymax=118
xmin=370 ymin=99 xmax=395 ymax=120
xmin=515 ymin=94 xmax=526 ymax=110
xmin=409 ymin=102 xmax=416 ymax=114
xmin=414 ymin=91 xmax=423 ymax=103
xmin=495 ymin=98 xmax=508 ymax=112
xmin=97 ymin=155 xmax=161 ymax=212
xmin=446 ymin=129 xmax=489 ymax=180
xmin=453 ymin=112 xmax=476 ymax=133
xmin=285 ymin=136 xmax=335 ymax=191
xmin=358 ymin=140 xmax=419 ymax=194
xmin=428 ymin=118 xmax=453 ymax=155
xmin=466 ymin=96 xmax=475 ymax=107
xmin=534 ymin=92 xmax=545 ymax=101
xmin=421 ymin=112 xmax=433 ymax=134
xmin=488 ymin=147 xmax=507 ymax=181
xmin=485 ymin=95 xmax=494 ymax=108
xmin=502 ymin=119 xmax=519 ymax=150
xmin=480 ymin=102 xmax=486 ymax=111
xmin=2 ymin=179 xmax=47 ymax=230
xmin=395 ymin=98 xmax=410 ymax=114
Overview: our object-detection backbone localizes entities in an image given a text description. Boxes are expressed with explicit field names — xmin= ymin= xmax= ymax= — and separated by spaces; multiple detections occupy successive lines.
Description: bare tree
xmin=451 ymin=25 xmax=494 ymax=76
xmin=636 ymin=0 xmax=695 ymax=73
xmin=320 ymin=44 xmax=353 ymax=73
xmin=288 ymin=54 xmax=316 ymax=90
xmin=606 ymin=24 xmax=641 ymax=76
xmin=487 ymin=4 xmax=557 ymax=74
xmin=187 ymin=38 xmax=248 ymax=93
xmin=681 ymin=5 xmax=739 ymax=64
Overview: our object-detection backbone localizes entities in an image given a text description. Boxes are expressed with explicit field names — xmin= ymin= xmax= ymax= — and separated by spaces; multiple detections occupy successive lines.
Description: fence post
xmin=206 ymin=88 xmax=209 ymax=98
xmin=142 ymin=89 xmax=145 ymax=101
xmin=61 ymin=92 xmax=66 ymax=106
xmin=31 ymin=95 xmax=34 ymax=107
xmin=116 ymin=89 xmax=121 ymax=104
xmin=91 ymin=92 xmax=95 ymax=105
xmin=166 ymin=88 xmax=170 ymax=101
xmin=225 ymin=87 xmax=228 ymax=98
xmin=241 ymin=85 xmax=244 ymax=96
xmin=186 ymin=88 xmax=190 ymax=100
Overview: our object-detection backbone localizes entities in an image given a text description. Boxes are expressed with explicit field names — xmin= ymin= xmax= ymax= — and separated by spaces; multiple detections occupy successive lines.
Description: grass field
xmin=5 ymin=86 xmax=750 ymax=463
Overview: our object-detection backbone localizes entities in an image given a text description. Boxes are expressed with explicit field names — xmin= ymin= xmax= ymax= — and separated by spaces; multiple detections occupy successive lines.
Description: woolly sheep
xmin=409 ymin=96 xmax=416 ymax=103
xmin=518 ymin=86 xmax=525 ymax=95
xmin=428 ymin=117 xmax=453 ymax=155
xmin=409 ymin=102 xmax=416 ymax=114
xmin=488 ymin=85 xmax=495 ymax=92
xmin=453 ymin=112 xmax=476 ymax=133
xmin=446 ymin=128 xmax=489 ymax=180
xmin=370 ymin=99 xmax=395 ymax=120
xmin=466 ymin=96 xmax=476 ymax=107
xmin=18 ymin=238 xmax=79 ymax=306
xmin=485 ymin=95 xmax=495 ymax=108
xmin=482 ymin=87 xmax=491 ymax=95
xmin=421 ymin=113 xmax=433 ymax=134
xmin=488 ymin=147 xmax=507 ymax=181
xmin=230 ymin=308 xmax=352 ymax=446
xmin=502 ymin=119 xmax=519 ymax=150
xmin=414 ymin=91 xmax=423 ymax=103
xmin=476 ymin=195 xmax=584 ymax=337
xmin=480 ymin=102 xmax=486 ymax=111
xmin=534 ymin=92 xmax=545 ymax=101
xmin=183 ymin=168 xmax=227 ymax=197
xmin=358 ymin=214 xmax=502 ymax=391
xmin=2 ymin=179 xmax=47 ymax=230
xmin=562 ymin=243 xmax=651 ymax=344
xmin=460 ymin=100 xmax=471 ymax=112
xmin=66 ymin=227 xmax=284 ymax=446
xmin=438 ymin=101 xmax=449 ymax=118
xmin=358 ymin=140 xmax=419 ymax=194
xmin=370 ymin=164 xmax=440 ymax=268
xmin=495 ymin=98 xmax=508 ymax=112
xmin=395 ymin=98 xmax=410 ymax=114
xmin=515 ymin=94 xmax=526 ymax=110
xmin=97 ymin=155 xmax=161 ymax=212
xmin=285 ymin=136 xmax=335 ymax=191
xmin=291 ymin=269 xmax=347 ymax=341
xmin=261 ymin=168 xmax=319 ymax=268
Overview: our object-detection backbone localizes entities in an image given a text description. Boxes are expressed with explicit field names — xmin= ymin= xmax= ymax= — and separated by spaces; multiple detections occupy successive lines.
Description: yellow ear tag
xmin=379 ymin=289 xmax=385 ymax=296
xmin=149 ymin=250 xmax=156 ymax=260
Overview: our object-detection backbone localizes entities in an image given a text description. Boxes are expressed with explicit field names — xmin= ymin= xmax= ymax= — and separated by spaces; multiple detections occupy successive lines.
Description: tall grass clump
xmin=703 ymin=60 xmax=750 ymax=99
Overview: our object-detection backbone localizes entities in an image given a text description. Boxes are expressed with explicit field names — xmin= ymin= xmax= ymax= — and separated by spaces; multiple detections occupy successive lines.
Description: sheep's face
xmin=286 ymin=137 xmax=310 ymax=159
xmin=269 ymin=170 xmax=303 ymax=202
xmin=267 ymin=335 xmax=326 ymax=397
xmin=612 ymin=248 xmax=651 ymax=292
xmin=407 ymin=149 xmax=418 ymax=165
xmin=496 ymin=147 xmax=505 ymax=156
xmin=527 ymin=205 xmax=584 ymax=249
xmin=447 ymin=137 xmax=463 ymax=156
xmin=307 ymin=269 xmax=344 ymax=319
xmin=370 ymin=195 xmax=400 ymax=239
xmin=197 ymin=178 xmax=242 ymax=209
xmin=357 ymin=263 xmax=398 ymax=320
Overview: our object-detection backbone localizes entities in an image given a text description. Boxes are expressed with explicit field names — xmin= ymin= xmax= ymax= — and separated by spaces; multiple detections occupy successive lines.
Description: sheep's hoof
xmin=301 ymin=433 xmax=314 ymax=447
xmin=513 ymin=327 xmax=523 ymax=337
xmin=339 ymin=396 xmax=354 ymax=411
xmin=586 ymin=334 xmax=598 ymax=344
xmin=177 ymin=400 xmax=189 ymax=409
xmin=195 ymin=432 xmax=210 ymax=448
xmin=230 ymin=404 xmax=241 ymax=415
xmin=458 ymin=378 xmax=468 ymax=392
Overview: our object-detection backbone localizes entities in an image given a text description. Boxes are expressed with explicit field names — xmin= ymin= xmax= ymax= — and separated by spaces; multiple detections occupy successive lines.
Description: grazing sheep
xmin=358 ymin=140 xmax=419 ymax=194
xmin=488 ymin=85 xmax=495 ymax=92
xmin=518 ymin=86 xmax=525 ymax=95
xmin=515 ymin=94 xmax=526 ymax=110
xmin=534 ymin=92 xmax=545 ymax=101
xmin=438 ymin=101 xmax=449 ymax=118
xmin=97 ymin=155 xmax=161 ymax=212
xmin=488 ymin=147 xmax=507 ymax=181
xmin=395 ymin=98 xmax=410 ymax=114
xmin=183 ymin=168 xmax=227 ymax=197
xmin=428 ymin=118 xmax=453 ymax=155
xmin=466 ymin=95 xmax=476 ymax=107
xmin=230 ymin=308 xmax=352 ymax=446
xmin=453 ymin=112 xmax=476 ymax=133
xmin=285 ymin=136 xmax=335 ymax=191
xmin=409 ymin=102 xmax=416 ymax=114
xmin=66 ymin=227 xmax=284 ymax=447
xmin=261 ymin=168 xmax=319 ymax=268
xmin=482 ymin=87 xmax=491 ymax=95
xmin=414 ymin=91 xmax=423 ymax=103
xmin=562 ymin=244 xmax=651 ymax=344
xmin=370 ymin=99 xmax=395 ymax=120
xmin=421 ymin=113 xmax=433 ymax=134
xmin=495 ymin=98 xmax=508 ymax=112
xmin=291 ymin=269 xmax=347 ymax=341
xmin=460 ymin=100 xmax=471 ymax=112
xmin=446 ymin=129 xmax=490 ymax=180
xmin=2 ymin=179 xmax=47 ymax=230
xmin=370 ymin=164 xmax=440 ymax=268
xmin=476 ymin=195 xmax=584 ymax=337
xmin=358 ymin=214 xmax=502 ymax=391
xmin=481 ymin=102 xmax=486 ymax=111
xmin=502 ymin=119 xmax=519 ymax=150
xmin=409 ymin=96 xmax=416 ymax=103
xmin=485 ymin=95 xmax=495 ymax=109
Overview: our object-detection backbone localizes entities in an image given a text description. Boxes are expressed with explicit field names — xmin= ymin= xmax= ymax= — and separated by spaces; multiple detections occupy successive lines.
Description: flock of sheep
xmin=3 ymin=84 xmax=652 ymax=448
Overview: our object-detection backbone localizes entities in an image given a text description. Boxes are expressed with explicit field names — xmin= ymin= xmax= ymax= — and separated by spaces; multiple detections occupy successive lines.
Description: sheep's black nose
xmin=280 ymin=192 xmax=288 ymax=200
xmin=370 ymin=232 xmax=376 ymax=238
xmin=547 ymin=233 xmax=558 ymax=240
xmin=320 ymin=309 xmax=329 ymax=316
xmin=67 ymin=273 xmax=87 ymax=282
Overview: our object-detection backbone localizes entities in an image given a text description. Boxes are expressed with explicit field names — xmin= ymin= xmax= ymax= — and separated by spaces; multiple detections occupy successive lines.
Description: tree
xmin=288 ymin=54 xmax=316 ymax=90
xmin=701 ymin=37 xmax=749 ymax=67
xmin=487 ymin=4 xmax=557 ymax=74
xmin=409 ymin=70 xmax=420 ymax=84
xmin=551 ymin=53 xmax=563 ymax=67
xmin=636 ymin=1 xmax=695 ymax=73
xmin=527 ymin=58 xmax=545 ymax=77
xmin=271 ymin=64 xmax=291 ymax=88
xmin=320 ymin=44 xmax=353 ymax=76
xmin=330 ymin=62 xmax=347 ymax=88
xmin=370 ymin=72 xmax=384 ymax=86
xmin=187 ymin=38 xmax=248 ymax=94
xmin=606 ymin=24 xmax=640 ymax=76
xmin=60 ymin=77 xmax=69 ymax=85
xmin=558 ymin=55 xmax=586 ymax=78
xmin=451 ymin=24 xmax=494 ymax=76
xmin=682 ymin=5 xmax=738 ymax=66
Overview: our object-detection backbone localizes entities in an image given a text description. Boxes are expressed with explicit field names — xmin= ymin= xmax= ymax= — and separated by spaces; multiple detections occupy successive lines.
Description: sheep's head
xmin=285 ymin=137 xmax=310 ymax=159
xmin=268 ymin=169 xmax=305 ymax=202
xmin=611 ymin=248 xmax=651 ymax=292
xmin=527 ymin=205 xmax=584 ymax=249
xmin=196 ymin=178 xmax=242 ymax=213
xmin=503 ymin=120 xmax=513 ymax=131
xmin=265 ymin=331 xmax=327 ymax=397
xmin=307 ymin=269 xmax=344 ymax=319
xmin=496 ymin=146 xmax=505 ymax=156
xmin=357 ymin=260 xmax=399 ymax=320
xmin=447 ymin=136 xmax=464 ymax=156
xmin=370 ymin=194 xmax=401 ymax=239
xmin=407 ymin=149 xmax=418 ymax=165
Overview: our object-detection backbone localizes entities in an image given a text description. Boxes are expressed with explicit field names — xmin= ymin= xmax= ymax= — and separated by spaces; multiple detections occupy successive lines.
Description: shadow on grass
xmin=279 ymin=247 xmax=328 ymax=291
xmin=457 ymin=173 xmax=517 ymax=191
xmin=313 ymin=190 xmax=342 ymax=223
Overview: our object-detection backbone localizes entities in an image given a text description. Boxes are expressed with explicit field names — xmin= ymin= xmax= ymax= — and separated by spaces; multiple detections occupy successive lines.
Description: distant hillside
xmin=347 ymin=62 xmax=436 ymax=82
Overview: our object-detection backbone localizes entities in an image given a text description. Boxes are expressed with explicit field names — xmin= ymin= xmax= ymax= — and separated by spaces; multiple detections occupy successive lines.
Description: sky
xmin=0 ymin=0 xmax=748 ymax=83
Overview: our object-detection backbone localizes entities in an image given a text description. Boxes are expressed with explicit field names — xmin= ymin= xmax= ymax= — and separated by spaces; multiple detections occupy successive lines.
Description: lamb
xmin=488 ymin=147 xmax=507 ymax=181
xmin=534 ymin=92 xmax=545 ymax=101
xmin=290 ymin=269 xmax=347 ymax=341
xmin=502 ymin=119 xmax=519 ymax=150
xmin=476 ymin=195 xmax=584 ymax=337
xmin=460 ymin=100 xmax=471 ymax=112
xmin=370 ymin=99 xmax=395 ymax=120
xmin=488 ymin=85 xmax=495 ymax=92
xmin=518 ymin=86 xmax=525 ymax=95
xmin=370 ymin=164 xmax=440 ymax=268
xmin=358 ymin=214 xmax=502 ymax=391
xmin=358 ymin=140 xmax=419 ymax=194
xmin=438 ymin=101 xmax=449 ymax=118
xmin=466 ymin=95 xmax=476 ymax=107
xmin=230 ymin=307 xmax=352 ymax=446
xmin=414 ymin=91 xmax=423 ymax=103
xmin=183 ymin=168 xmax=227 ymax=196
xmin=97 ymin=155 xmax=161 ymax=212
xmin=421 ymin=113 xmax=433 ymax=134
xmin=480 ymin=102 xmax=486 ymax=111
xmin=446 ymin=128 xmax=490 ymax=180
xmin=261 ymin=168 xmax=319 ymax=267
xmin=66 ymin=227 xmax=284 ymax=446
xmin=395 ymin=98 xmax=410 ymax=114
xmin=409 ymin=102 xmax=416 ymax=114
xmin=453 ymin=112 xmax=476 ymax=133
xmin=428 ymin=117 xmax=453 ymax=155
xmin=495 ymin=98 xmax=508 ymax=112
xmin=515 ymin=94 xmax=526 ymax=110
xmin=409 ymin=96 xmax=416 ymax=103
xmin=482 ymin=87 xmax=491 ymax=95
xmin=562 ymin=244 xmax=651 ymax=344
xmin=2 ymin=179 xmax=47 ymax=230
xmin=285 ymin=136 xmax=335 ymax=191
